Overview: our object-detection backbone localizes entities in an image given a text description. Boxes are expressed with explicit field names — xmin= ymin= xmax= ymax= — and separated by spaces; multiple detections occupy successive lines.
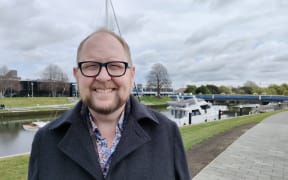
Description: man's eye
xmin=109 ymin=63 xmax=123 ymax=69
xmin=83 ymin=64 xmax=99 ymax=70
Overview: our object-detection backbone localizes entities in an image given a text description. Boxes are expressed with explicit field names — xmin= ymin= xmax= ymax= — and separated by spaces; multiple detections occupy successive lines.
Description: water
xmin=0 ymin=118 xmax=50 ymax=157
xmin=0 ymin=105 xmax=251 ymax=157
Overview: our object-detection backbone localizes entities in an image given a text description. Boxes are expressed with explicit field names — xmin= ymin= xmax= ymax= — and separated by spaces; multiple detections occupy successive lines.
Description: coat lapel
xmin=57 ymin=114 xmax=104 ymax=180
xmin=110 ymin=115 xmax=151 ymax=167
xmin=110 ymin=96 xmax=157 ymax=168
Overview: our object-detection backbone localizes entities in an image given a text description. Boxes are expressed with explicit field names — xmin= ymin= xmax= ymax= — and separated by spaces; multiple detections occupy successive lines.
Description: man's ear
xmin=73 ymin=67 xmax=79 ymax=82
xmin=130 ymin=66 xmax=135 ymax=84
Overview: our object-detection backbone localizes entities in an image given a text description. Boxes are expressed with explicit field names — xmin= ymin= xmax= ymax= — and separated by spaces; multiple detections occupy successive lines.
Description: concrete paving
xmin=193 ymin=111 xmax=288 ymax=180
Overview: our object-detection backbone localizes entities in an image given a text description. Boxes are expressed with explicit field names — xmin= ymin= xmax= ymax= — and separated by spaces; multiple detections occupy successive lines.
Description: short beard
xmin=83 ymin=96 xmax=127 ymax=115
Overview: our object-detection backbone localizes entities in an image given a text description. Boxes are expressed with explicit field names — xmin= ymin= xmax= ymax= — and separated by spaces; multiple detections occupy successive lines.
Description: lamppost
xmin=31 ymin=82 xmax=34 ymax=98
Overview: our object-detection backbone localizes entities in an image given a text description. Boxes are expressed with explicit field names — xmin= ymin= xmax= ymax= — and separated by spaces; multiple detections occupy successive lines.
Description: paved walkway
xmin=193 ymin=111 xmax=288 ymax=180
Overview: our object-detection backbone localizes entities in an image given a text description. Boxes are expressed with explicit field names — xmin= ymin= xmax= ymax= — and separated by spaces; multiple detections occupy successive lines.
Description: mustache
xmin=90 ymin=83 xmax=117 ymax=89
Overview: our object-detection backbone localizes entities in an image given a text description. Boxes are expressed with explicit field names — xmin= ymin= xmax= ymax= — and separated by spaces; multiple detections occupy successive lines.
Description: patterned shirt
xmin=88 ymin=112 xmax=124 ymax=178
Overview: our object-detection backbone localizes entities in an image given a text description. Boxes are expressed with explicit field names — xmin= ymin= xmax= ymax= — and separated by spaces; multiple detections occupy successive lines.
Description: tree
xmin=243 ymin=81 xmax=262 ymax=94
xmin=280 ymin=83 xmax=288 ymax=95
xmin=184 ymin=85 xmax=197 ymax=94
xmin=0 ymin=66 xmax=21 ymax=97
xmin=146 ymin=63 xmax=172 ymax=97
xmin=231 ymin=86 xmax=245 ymax=94
xmin=0 ymin=66 xmax=9 ymax=97
xmin=219 ymin=85 xmax=231 ymax=94
xmin=266 ymin=84 xmax=282 ymax=95
xmin=206 ymin=84 xmax=220 ymax=94
xmin=40 ymin=64 xmax=69 ymax=97
xmin=239 ymin=86 xmax=253 ymax=94
xmin=196 ymin=85 xmax=210 ymax=94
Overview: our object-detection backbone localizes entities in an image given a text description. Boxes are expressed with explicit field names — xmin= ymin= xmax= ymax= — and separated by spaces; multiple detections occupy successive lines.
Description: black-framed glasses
xmin=78 ymin=61 xmax=131 ymax=77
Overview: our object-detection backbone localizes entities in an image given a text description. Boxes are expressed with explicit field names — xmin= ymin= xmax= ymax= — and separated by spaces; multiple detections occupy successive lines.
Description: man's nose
xmin=95 ymin=66 xmax=111 ymax=81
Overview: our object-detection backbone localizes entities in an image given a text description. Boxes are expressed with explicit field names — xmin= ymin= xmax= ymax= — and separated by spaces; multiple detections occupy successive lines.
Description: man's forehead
xmin=78 ymin=31 xmax=129 ymax=61
xmin=83 ymin=32 xmax=122 ymax=49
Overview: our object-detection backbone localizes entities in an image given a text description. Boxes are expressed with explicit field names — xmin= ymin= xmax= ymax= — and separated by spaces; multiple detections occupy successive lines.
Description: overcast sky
xmin=0 ymin=0 xmax=287 ymax=88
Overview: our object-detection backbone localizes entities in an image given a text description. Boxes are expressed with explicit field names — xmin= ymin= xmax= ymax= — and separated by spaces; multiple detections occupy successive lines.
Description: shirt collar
xmin=88 ymin=111 xmax=125 ymax=135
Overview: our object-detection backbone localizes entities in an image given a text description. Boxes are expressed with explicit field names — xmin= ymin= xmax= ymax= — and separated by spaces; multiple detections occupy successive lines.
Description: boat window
xmin=174 ymin=110 xmax=185 ymax=119
xmin=200 ymin=105 xmax=209 ymax=109
xmin=191 ymin=110 xmax=201 ymax=116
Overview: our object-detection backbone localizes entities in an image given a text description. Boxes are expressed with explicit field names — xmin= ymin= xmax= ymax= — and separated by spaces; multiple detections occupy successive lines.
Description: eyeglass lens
xmin=79 ymin=61 xmax=128 ymax=77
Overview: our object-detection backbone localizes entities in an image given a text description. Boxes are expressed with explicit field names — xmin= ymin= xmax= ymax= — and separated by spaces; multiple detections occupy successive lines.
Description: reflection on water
xmin=0 ymin=117 xmax=51 ymax=157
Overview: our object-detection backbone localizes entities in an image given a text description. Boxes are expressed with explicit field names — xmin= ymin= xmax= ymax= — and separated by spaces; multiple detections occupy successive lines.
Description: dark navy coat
xmin=28 ymin=95 xmax=191 ymax=180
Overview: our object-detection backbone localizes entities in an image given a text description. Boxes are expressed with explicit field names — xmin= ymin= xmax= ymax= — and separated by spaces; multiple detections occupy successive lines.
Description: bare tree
xmin=41 ymin=64 xmax=69 ymax=97
xmin=146 ymin=63 xmax=172 ymax=97
xmin=0 ymin=66 xmax=21 ymax=97
xmin=0 ymin=66 xmax=9 ymax=97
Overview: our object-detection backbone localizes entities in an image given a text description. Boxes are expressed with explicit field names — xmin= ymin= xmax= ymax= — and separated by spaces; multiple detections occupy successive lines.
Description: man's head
xmin=73 ymin=28 xmax=135 ymax=115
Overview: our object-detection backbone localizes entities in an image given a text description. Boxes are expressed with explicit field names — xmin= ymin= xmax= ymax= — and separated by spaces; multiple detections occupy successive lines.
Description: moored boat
xmin=22 ymin=121 xmax=48 ymax=131
xmin=164 ymin=96 xmax=226 ymax=126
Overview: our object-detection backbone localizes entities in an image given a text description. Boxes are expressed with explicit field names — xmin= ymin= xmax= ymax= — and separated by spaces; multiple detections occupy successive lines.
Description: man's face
xmin=73 ymin=32 xmax=135 ymax=114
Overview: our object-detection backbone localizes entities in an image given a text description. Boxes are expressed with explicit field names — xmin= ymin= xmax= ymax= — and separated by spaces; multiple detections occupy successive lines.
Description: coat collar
xmin=49 ymin=101 xmax=104 ymax=179
xmin=48 ymin=95 xmax=159 ymax=179
xmin=109 ymin=96 xmax=158 ymax=168
xmin=125 ymin=95 xmax=159 ymax=124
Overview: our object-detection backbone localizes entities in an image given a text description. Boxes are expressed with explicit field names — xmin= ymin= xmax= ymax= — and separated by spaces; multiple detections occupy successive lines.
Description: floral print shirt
xmin=89 ymin=112 xmax=124 ymax=178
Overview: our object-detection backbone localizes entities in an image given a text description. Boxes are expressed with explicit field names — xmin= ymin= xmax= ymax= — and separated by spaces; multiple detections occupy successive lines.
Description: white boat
xmin=22 ymin=121 xmax=48 ymax=131
xmin=164 ymin=96 xmax=225 ymax=126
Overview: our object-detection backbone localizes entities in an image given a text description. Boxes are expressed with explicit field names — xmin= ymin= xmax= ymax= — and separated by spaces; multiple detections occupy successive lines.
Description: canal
xmin=0 ymin=118 xmax=50 ymax=157
xmin=0 ymin=105 xmax=250 ymax=157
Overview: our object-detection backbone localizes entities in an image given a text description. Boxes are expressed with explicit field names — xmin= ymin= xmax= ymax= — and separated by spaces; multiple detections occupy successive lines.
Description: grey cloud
xmin=119 ymin=15 xmax=148 ymax=35
xmin=185 ymin=27 xmax=222 ymax=45
xmin=1 ymin=0 xmax=288 ymax=87
xmin=274 ymin=53 xmax=288 ymax=62
xmin=0 ymin=0 xmax=39 ymax=26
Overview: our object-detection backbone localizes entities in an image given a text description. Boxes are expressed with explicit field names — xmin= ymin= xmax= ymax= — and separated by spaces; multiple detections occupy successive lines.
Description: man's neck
xmin=89 ymin=105 xmax=125 ymax=148
xmin=90 ymin=104 xmax=124 ymax=128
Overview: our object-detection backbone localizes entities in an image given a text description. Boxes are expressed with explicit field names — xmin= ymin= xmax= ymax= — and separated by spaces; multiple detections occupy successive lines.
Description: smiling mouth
xmin=94 ymin=88 xmax=115 ymax=93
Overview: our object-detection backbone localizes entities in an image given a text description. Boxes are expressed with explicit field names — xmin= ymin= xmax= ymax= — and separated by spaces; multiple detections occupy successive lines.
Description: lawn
xmin=0 ymin=155 xmax=29 ymax=180
xmin=0 ymin=110 xmax=282 ymax=180
xmin=140 ymin=96 xmax=172 ymax=105
xmin=180 ymin=110 xmax=280 ymax=150
xmin=0 ymin=97 xmax=71 ymax=108
xmin=0 ymin=96 xmax=168 ymax=108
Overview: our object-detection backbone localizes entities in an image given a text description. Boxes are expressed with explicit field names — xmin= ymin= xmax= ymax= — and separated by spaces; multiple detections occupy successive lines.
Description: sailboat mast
xmin=105 ymin=0 xmax=109 ymax=28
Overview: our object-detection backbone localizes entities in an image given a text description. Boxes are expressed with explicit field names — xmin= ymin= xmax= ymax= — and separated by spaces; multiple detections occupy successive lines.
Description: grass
xmin=180 ymin=110 xmax=282 ymax=150
xmin=0 ymin=155 xmax=29 ymax=180
xmin=0 ymin=110 xmax=283 ymax=180
xmin=140 ymin=96 xmax=172 ymax=105
xmin=0 ymin=97 xmax=71 ymax=108
xmin=0 ymin=96 xmax=169 ymax=108
xmin=0 ymin=96 xmax=169 ymax=113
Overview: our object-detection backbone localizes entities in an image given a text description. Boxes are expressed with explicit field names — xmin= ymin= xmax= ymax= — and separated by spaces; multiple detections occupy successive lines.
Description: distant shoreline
xmin=0 ymin=104 xmax=167 ymax=123
xmin=0 ymin=109 xmax=67 ymax=122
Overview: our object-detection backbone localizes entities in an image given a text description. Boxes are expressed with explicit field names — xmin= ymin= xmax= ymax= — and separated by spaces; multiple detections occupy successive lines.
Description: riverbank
xmin=0 ymin=109 xmax=68 ymax=123
xmin=0 ymin=104 xmax=166 ymax=123
xmin=0 ymin=96 xmax=169 ymax=122
xmin=0 ymin=97 xmax=75 ymax=123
